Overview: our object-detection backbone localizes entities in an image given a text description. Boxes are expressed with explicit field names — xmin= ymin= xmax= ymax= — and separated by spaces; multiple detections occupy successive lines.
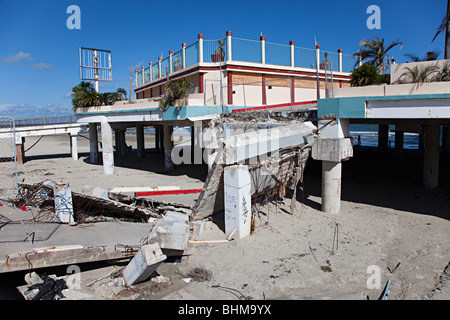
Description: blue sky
xmin=0 ymin=0 xmax=446 ymax=119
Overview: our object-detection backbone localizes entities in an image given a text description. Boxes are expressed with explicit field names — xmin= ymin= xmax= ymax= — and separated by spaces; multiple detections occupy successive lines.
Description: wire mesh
xmin=0 ymin=116 xmax=18 ymax=200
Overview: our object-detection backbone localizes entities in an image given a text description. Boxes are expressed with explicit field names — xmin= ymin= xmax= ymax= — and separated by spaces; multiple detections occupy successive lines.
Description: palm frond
xmin=432 ymin=13 xmax=450 ymax=43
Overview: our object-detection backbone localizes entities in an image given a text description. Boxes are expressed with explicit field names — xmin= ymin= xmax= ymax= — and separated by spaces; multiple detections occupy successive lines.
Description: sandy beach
xmin=1 ymin=133 xmax=450 ymax=300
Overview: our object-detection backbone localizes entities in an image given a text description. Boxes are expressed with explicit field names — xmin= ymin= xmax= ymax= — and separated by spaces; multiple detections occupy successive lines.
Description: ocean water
xmin=125 ymin=124 xmax=428 ymax=149
xmin=349 ymin=124 xmax=421 ymax=149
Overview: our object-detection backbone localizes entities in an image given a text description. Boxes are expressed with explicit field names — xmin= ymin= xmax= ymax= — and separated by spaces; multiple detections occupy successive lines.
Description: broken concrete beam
xmin=122 ymin=243 xmax=167 ymax=286
xmin=148 ymin=211 xmax=190 ymax=252
xmin=0 ymin=245 xmax=139 ymax=274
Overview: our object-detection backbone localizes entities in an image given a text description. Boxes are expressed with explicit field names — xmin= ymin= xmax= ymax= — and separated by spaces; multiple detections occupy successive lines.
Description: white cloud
xmin=1 ymin=52 xmax=53 ymax=71
xmin=32 ymin=62 xmax=54 ymax=70
xmin=1 ymin=51 xmax=33 ymax=64
xmin=0 ymin=103 xmax=73 ymax=120
xmin=128 ymin=60 xmax=146 ymax=73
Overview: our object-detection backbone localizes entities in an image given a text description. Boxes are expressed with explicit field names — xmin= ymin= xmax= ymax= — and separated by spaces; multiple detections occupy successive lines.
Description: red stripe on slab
xmin=232 ymin=100 xmax=317 ymax=113
xmin=136 ymin=189 xmax=203 ymax=197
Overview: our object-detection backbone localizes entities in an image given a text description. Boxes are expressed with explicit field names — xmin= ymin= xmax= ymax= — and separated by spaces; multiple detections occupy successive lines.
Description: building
xmin=75 ymin=31 xmax=358 ymax=176
xmin=134 ymin=31 xmax=356 ymax=109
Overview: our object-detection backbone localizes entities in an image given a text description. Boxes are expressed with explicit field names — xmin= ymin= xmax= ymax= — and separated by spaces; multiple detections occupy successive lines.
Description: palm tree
xmin=354 ymin=36 xmax=403 ymax=74
xmin=405 ymin=50 xmax=440 ymax=62
xmin=115 ymin=88 xmax=127 ymax=101
xmin=399 ymin=64 xmax=440 ymax=83
xmin=432 ymin=0 xmax=450 ymax=59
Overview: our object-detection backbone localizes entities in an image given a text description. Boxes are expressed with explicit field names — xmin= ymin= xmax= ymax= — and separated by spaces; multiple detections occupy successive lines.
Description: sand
xmin=2 ymin=134 xmax=450 ymax=300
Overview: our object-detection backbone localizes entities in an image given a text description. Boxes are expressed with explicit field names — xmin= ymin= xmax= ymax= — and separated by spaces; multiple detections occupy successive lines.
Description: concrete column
xmin=423 ymin=124 xmax=440 ymax=189
xmin=70 ymin=134 xmax=78 ymax=161
xmin=149 ymin=62 xmax=153 ymax=82
xmin=378 ymin=124 xmax=389 ymax=152
xmin=101 ymin=121 xmax=114 ymax=175
xmin=315 ymin=45 xmax=320 ymax=71
xmin=15 ymin=137 xmax=25 ymax=164
xmin=198 ymin=34 xmax=204 ymax=63
xmin=158 ymin=56 xmax=162 ymax=78
xmin=260 ymin=36 xmax=266 ymax=64
xmin=135 ymin=70 xmax=138 ymax=87
xmin=169 ymin=50 xmax=173 ymax=74
xmin=191 ymin=122 xmax=203 ymax=165
xmin=159 ymin=126 xmax=165 ymax=154
xmin=321 ymin=161 xmax=342 ymax=214
xmin=338 ymin=49 xmax=343 ymax=72
xmin=442 ymin=126 xmax=450 ymax=154
xmin=141 ymin=66 xmax=145 ymax=86
xmin=182 ymin=42 xmax=187 ymax=69
xmin=163 ymin=124 xmax=174 ymax=171
xmin=394 ymin=130 xmax=404 ymax=160
xmin=290 ymin=41 xmax=295 ymax=67
xmin=89 ymin=123 xmax=99 ymax=164
xmin=226 ymin=31 xmax=232 ymax=62
xmin=224 ymin=164 xmax=252 ymax=239
xmin=114 ymin=129 xmax=126 ymax=159
xmin=137 ymin=124 xmax=145 ymax=159
xmin=155 ymin=126 xmax=160 ymax=153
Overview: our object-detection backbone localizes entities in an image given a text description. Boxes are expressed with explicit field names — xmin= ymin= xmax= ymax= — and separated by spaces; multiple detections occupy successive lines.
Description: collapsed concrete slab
xmin=0 ymin=244 xmax=138 ymax=274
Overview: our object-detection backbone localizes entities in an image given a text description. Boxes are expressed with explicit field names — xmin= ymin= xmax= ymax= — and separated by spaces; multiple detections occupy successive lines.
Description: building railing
xmin=134 ymin=31 xmax=359 ymax=88
xmin=14 ymin=115 xmax=80 ymax=127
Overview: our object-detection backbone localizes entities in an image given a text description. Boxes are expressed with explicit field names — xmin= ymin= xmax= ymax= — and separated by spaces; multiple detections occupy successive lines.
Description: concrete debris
xmin=145 ymin=211 xmax=190 ymax=254
xmin=1 ymin=110 xmax=324 ymax=299
xmin=20 ymin=273 xmax=68 ymax=300
xmin=14 ymin=181 xmax=162 ymax=223
xmin=122 ymin=243 xmax=167 ymax=286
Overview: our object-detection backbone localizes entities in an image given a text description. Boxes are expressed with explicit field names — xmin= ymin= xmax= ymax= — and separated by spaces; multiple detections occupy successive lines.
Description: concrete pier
xmin=394 ymin=130 xmax=404 ymax=160
xmin=163 ymin=125 xmax=174 ymax=171
xmin=224 ymin=164 xmax=252 ymax=238
xmin=89 ymin=123 xmax=99 ymax=164
xmin=101 ymin=121 xmax=114 ymax=175
xmin=423 ymin=123 xmax=440 ymax=189
xmin=69 ymin=134 xmax=78 ymax=161
xmin=136 ymin=123 xmax=145 ymax=159
xmin=321 ymin=161 xmax=342 ymax=214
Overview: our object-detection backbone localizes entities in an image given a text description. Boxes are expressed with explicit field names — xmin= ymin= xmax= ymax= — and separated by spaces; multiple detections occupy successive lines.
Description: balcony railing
xmin=134 ymin=32 xmax=359 ymax=88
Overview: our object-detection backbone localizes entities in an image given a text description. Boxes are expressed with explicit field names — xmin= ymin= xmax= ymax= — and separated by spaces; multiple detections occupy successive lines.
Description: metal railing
xmin=265 ymin=42 xmax=291 ymax=66
xmin=185 ymin=41 xmax=199 ymax=68
xmin=135 ymin=34 xmax=357 ymax=88
xmin=203 ymin=39 xmax=227 ymax=63
xmin=13 ymin=115 xmax=79 ymax=127
xmin=232 ymin=38 xmax=262 ymax=63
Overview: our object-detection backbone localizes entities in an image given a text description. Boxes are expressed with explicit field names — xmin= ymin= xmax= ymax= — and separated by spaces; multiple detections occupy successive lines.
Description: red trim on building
xmin=262 ymin=74 xmax=266 ymax=105
xmin=227 ymin=71 xmax=233 ymax=105
xmin=135 ymin=63 xmax=351 ymax=93
xmin=289 ymin=41 xmax=295 ymax=46
xmin=225 ymin=64 xmax=351 ymax=80
xmin=136 ymin=189 xmax=202 ymax=197
xmin=226 ymin=31 xmax=232 ymax=36
xmin=232 ymin=100 xmax=317 ymax=113
xmin=199 ymin=73 xmax=204 ymax=94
